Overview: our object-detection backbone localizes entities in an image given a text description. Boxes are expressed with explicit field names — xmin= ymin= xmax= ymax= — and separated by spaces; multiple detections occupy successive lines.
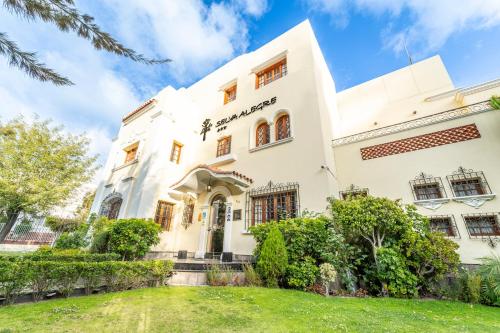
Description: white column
xmin=195 ymin=205 xmax=210 ymax=259
xmin=223 ymin=203 xmax=233 ymax=252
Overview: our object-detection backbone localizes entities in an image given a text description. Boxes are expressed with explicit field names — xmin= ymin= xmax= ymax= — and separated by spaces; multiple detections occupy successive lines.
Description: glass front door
xmin=207 ymin=194 xmax=226 ymax=254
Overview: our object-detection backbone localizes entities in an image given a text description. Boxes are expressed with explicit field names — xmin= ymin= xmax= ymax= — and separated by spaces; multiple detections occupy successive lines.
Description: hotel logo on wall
xmin=200 ymin=96 xmax=277 ymax=141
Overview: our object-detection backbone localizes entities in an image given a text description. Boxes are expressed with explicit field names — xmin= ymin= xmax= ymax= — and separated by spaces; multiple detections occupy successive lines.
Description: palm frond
xmin=0 ymin=32 xmax=73 ymax=85
xmin=3 ymin=0 xmax=171 ymax=65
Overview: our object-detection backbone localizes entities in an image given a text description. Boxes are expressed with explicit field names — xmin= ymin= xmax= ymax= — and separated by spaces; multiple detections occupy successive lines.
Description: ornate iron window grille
xmin=245 ymin=181 xmax=300 ymax=229
xmin=339 ymin=184 xmax=369 ymax=200
xmin=410 ymin=172 xmax=447 ymax=201
xmin=462 ymin=213 xmax=500 ymax=247
xmin=447 ymin=167 xmax=492 ymax=197
xmin=181 ymin=194 xmax=195 ymax=230
xmin=428 ymin=215 xmax=460 ymax=238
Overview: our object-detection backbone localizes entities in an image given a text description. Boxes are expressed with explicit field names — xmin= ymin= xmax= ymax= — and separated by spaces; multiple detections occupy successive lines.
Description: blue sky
xmin=1 ymin=0 xmax=500 ymax=176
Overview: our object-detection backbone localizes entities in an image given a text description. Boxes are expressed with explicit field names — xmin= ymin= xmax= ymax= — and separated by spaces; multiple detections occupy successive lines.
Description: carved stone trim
xmin=453 ymin=194 xmax=496 ymax=208
xmin=414 ymin=198 xmax=450 ymax=210
xmin=332 ymin=100 xmax=494 ymax=147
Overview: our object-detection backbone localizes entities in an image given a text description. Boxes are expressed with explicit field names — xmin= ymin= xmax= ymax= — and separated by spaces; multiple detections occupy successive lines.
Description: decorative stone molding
xmin=414 ymin=198 xmax=450 ymax=210
xmin=452 ymin=194 xmax=496 ymax=208
xmin=332 ymin=100 xmax=494 ymax=147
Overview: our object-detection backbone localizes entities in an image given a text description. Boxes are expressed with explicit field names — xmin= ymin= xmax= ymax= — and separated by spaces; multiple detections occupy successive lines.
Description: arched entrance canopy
xmin=170 ymin=164 xmax=253 ymax=195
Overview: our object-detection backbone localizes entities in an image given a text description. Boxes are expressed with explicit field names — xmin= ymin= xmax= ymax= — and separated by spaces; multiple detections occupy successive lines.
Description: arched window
xmin=256 ymin=122 xmax=270 ymax=147
xmin=275 ymin=114 xmax=290 ymax=141
xmin=99 ymin=195 xmax=123 ymax=220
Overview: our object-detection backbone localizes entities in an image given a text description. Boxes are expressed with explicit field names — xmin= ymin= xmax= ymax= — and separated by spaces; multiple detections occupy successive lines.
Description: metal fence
xmin=0 ymin=214 xmax=59 ymax=246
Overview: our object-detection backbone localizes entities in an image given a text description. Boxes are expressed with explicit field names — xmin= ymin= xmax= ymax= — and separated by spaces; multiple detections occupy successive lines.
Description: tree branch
xmin=3 ymin=0 xmax=171 ymax=65
xmin=0 ymin=32 xmax=73 ymax=85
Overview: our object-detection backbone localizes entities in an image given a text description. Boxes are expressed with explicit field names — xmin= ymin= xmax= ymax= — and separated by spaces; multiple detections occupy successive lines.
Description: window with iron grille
xmin=223 ymin=84 xmax=237 ymax=104
xmin=154 ymin=201 xmax=174 ymax=231
xmin=447 ymin=167 xmax=491 ymax=197
xmin=216 ymin=136 xmax=231 ymax=157
xmin=170 ymin=141 xmax=183 ymax=164
xmin=255 ymin=59 xmax=287 ymax=89
xmin=256 ymin=122 xmax=270 ymax=147
xmin=410 ymin=172 xmax=446 ymax=201
xmin=429 ymin=215 xmax=460 ymax=238
xmin=463 ymin=214 xmax=500 ymax=238
xmin=339 ymin=184 xmax=368 ymax=200
xmin=275 ymin=114 xmax=290 ymax=141
xmin=246 ymin=182 xmax=300 ymax=228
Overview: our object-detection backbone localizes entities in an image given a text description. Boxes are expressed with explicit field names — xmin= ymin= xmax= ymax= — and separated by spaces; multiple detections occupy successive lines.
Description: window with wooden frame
xmin=216 ymin=136 xmax=231 ymax=157
xmin=410 ymin=173 xmax=446 ymax=201
xmin=256 ymin=122 xmax=270 ymax=147
xmin=124 ymin=143 xmax=138 ymax=163
xmin=246 ymin=182 xmax=300 ymax=227
xmin=429 ymin=215 xmax=459 ymax=238
xmin=154 ymin=201 xmax=175 ymax=231
xmin=463 ymin=214 xmax=500 ymax=238
xmin=447 ymin=167 xmax=491 ymax=197
xmin=255 ymin=58 xmax=287 ymax=89
xmin=275 ymin=114 xmax=290 ymax=141
xmin=170 ymin=141 xmax=183 ymax=164
xmin=223 ymin=84 xmax=237 ymax=104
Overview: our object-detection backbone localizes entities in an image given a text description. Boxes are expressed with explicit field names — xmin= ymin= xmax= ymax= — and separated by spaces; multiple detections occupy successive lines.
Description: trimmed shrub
xmin=53 ymin=263 xmax=81 ymax=297
xmin=0 ymin=261 xmax=28 ymax=304
xmin=0 ymin=252 xmax=121 ymax=262
xmin=107 ymin=219 xmax=161 ymax=260
xmin=256 ymin=225 xmax=288 ymax=288
xmin=377 ymin=247 xmax=418 ymax=298
xmin=26 ymin=261 xmax=60 ymax=301
xmin=286 ymin=257 xmax=319 ymax=290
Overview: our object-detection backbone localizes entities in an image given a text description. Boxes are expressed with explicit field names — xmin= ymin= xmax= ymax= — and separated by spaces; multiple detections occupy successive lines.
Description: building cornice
xmin=332 ymin=100 xmax=494 ymax=147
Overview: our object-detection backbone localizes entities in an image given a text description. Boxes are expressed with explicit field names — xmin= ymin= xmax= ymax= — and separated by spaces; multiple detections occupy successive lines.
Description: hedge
xmin=0 ymin=252 xmax=121 ymax=262
xmin=0 ymin=259 xmax=174 ymax=305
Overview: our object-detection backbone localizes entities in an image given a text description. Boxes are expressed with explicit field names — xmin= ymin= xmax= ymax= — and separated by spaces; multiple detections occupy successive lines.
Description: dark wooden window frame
xmin=223 ymin=84 xmax=237 ymax=104
xmin=462 ymin=213 xmax=500 ymax=238
xmin=447 ymin=167 xmax=491 ymax=197
xmin=429 ymin=215 xmax=460 ymax=238
xmin=154 ymin=201 xmax=175 ymax=231
xmin=245 ymin=182 xmax=300 ymax=228
xmin=255 ymin=59 xmax=287 ymax=89
xmin=256 ymin=122 xmax=270 ymax=147
xmin=216 ymin=136 xmax=231 ymax=157
xmin=410 ymin=173 xmax=446 ymax=201
xmin=275 ymin=114 xmax=291 ymax=141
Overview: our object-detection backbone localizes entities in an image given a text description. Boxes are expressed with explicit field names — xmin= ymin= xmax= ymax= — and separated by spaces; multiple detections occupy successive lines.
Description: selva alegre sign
xmin=200 ymin=96 xmax=277 ymax=141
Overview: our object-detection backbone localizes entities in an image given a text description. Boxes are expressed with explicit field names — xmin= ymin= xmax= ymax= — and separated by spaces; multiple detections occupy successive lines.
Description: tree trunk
xmin=0 ymin=210 xmax=20 ymax=242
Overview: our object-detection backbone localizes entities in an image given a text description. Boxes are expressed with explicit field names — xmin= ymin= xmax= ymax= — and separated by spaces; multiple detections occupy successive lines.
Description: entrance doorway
xmin=207 ymin=194 xmax=226 ymax=254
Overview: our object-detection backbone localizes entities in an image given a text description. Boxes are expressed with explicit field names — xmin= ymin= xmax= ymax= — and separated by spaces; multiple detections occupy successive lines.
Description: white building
xmin=91 ymin=20 xmax=500 ymax=264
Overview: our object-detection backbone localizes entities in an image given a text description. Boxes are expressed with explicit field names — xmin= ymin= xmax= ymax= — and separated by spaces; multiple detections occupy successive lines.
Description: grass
xmin=0 ymin=287 xmax=498 ymax=333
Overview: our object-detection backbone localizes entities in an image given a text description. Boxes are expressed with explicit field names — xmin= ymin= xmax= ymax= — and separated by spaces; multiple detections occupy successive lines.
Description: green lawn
xmin=0 ymin=287 xmax=498 ymax=333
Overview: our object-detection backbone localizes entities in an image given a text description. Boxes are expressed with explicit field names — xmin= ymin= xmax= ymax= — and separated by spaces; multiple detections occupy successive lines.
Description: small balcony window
xmin=216 ymin=136 xmax=231 ymax=157
xmin=170 ymin=141 xmax=183 ymax=164
xmin=447 ymin=167 xmax=491 ymax=197
xmin=410 ymin=173 xmax=446 ymax=201
xmin=339 ymin=184 xmax=368 ymax=200
xmin=255 ymin=58 xmax=287 ymax=89
xmin=429 ymin=215 xmax=460 ymax=238
xmin=463 ymin=213 xmax=500 ymax=238
xmin=124 ymin=143 xmax=139 ymax=163
xmin=223 ymin=85 xmax=237 ymax=104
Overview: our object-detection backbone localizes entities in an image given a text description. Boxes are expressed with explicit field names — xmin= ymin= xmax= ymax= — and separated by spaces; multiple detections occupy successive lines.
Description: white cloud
xmin=305 ymin=0 xmax=500 ymax=55
xmin=95 ymin=0 xmax=268 ymax=83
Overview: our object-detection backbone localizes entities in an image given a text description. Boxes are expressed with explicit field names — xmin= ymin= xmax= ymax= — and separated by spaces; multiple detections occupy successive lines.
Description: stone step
xmin=168 ymin=270 xmax=246 ymax=286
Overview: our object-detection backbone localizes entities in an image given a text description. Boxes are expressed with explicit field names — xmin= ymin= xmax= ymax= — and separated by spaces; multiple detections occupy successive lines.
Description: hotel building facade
xmin=90 ymin=20 xmax=500 ymax=264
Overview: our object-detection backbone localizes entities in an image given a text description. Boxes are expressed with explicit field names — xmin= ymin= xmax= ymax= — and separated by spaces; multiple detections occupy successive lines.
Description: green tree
xmin=256 ymin=225 xmax=288 ymax=287
xmin=1 ymin=0 xmax=170 ymax=85
xmin=107 ymin=218 xmax=161 ymax=260
xmin=329 ymin=196 xmax=414 ymax=269
xmin=490 ymin=96 xmax=500 ymax=110
xmin=0 ymin=117 xmax=96 ymax=241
